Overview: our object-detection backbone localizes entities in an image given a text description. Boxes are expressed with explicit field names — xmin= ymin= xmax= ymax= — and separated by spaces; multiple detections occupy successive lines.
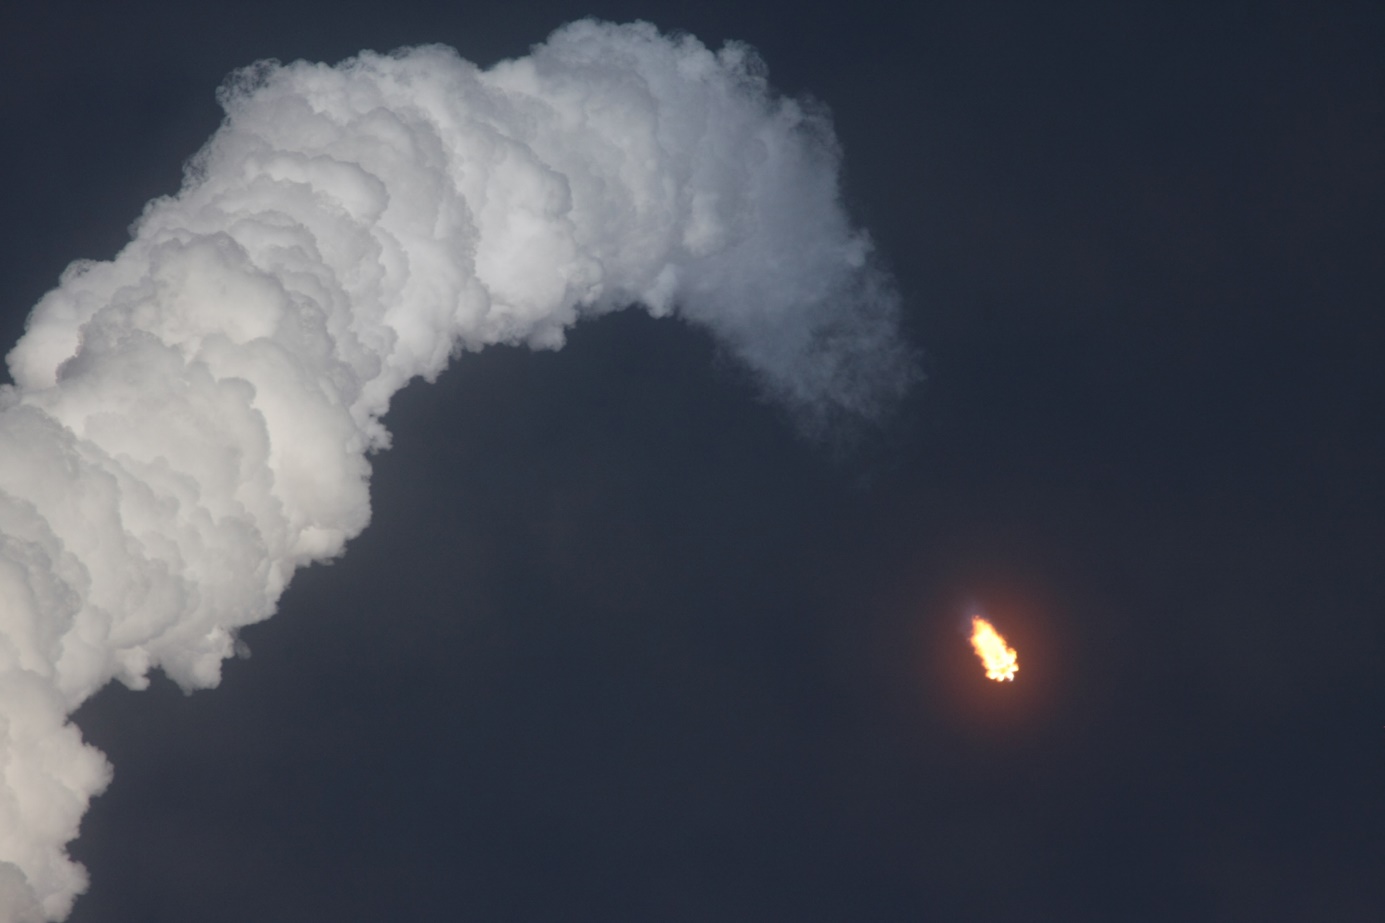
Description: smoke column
xmin=0 ymin=20 xmax=915 ymax=920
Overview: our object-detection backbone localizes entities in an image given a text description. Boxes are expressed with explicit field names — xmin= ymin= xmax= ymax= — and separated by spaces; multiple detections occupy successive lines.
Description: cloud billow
xmin=0 ymin=20 xmax=915 ymax=919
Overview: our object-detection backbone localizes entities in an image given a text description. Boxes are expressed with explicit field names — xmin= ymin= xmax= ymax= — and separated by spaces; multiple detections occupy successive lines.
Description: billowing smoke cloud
xmin=0 ymin=20 xmax=915 ymax=919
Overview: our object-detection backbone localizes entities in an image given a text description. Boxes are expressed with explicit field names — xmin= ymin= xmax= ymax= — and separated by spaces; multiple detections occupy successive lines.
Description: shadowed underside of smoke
xmin=0 ymin=20 xmax=916 ymax=919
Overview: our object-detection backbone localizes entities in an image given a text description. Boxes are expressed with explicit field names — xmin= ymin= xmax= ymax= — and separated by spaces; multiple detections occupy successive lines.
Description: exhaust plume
xmin=0 ymin=20 xmax=916 ymax=919
xmin=970 ymin=616 xmax=1019 ymax=681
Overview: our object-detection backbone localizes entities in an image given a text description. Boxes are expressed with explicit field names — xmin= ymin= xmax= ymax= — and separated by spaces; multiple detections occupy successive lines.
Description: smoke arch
xmin=0 ymin=20 xmax=915 ymax=919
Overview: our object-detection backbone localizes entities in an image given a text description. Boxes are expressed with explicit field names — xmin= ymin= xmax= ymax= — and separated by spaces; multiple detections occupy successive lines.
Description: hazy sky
xmin=2 ymin=2 xmax=1382 ymax=921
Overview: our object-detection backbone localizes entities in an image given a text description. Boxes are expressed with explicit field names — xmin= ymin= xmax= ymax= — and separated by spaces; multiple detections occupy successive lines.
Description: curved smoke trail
xmin=0 ymin=20 xmax=915 ymax=919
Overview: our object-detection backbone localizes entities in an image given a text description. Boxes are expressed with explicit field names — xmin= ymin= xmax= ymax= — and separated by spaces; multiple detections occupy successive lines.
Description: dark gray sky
xmin=3 ymin=2 xmax=1383 ymax=921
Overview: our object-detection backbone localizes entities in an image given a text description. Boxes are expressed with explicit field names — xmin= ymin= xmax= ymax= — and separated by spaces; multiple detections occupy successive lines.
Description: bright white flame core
xmin=969 ymin=616 xmax=1018 ymax=681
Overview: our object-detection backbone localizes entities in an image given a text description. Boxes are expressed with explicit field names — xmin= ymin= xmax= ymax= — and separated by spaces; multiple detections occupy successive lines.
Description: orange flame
xmin=970 ymin=616 xmax=1018 ymax=681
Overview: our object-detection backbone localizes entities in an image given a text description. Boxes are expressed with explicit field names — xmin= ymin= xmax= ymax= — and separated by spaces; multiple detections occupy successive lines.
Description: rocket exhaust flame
xmin=0 ymin=20 xmax=916 ymax=921
xmin=970 ymin=616 xmax=1018 ymax=681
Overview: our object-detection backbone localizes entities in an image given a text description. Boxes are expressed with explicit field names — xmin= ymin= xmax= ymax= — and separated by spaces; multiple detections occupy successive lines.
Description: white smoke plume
xmin=0 ymin=20 xmax=914 ymax=920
